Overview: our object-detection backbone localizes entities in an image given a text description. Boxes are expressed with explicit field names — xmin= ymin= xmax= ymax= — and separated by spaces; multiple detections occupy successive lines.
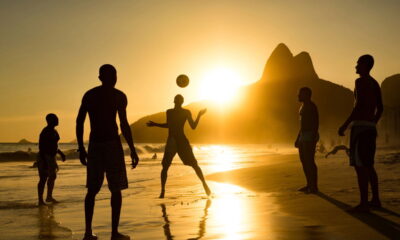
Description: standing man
xmin=76 ymin=64 xmax=139 ymax=240
xmin=37 ymin=113 xmax=66 ymax=205
xmin=295 ymin=87 xmax=319 ymax=194
xmin=338 ymin=55 xmax=383 ymax=212
xmin=147 ymin=94 xmax=211 ymax=198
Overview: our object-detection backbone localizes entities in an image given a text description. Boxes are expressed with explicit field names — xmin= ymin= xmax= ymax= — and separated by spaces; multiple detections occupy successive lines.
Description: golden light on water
xmin=208 ymin=183 xmax=268 ymax=240
xmin=197 ymin=145 xmax=239 ymax=172
xmin=199 ymin=67 xmax=243 ymax=106
xmin=213 ymin=184 xmax=248 ymax=239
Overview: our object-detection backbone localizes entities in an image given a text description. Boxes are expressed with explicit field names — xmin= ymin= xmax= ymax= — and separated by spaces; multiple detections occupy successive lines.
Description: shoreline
xmin=0 ymin=150 xmax=398 ymax=239
xmin=207 ymin=151 xmax=400 ymax=240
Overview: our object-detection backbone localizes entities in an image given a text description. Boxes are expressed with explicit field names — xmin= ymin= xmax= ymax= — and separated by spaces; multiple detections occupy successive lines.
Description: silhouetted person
xmin=325 ymin=145 xmax=350 ymax=158
xmin=147 ymin=94 xmax=211 ymax=198
xmin=295 ymin=87 xmax=319 ymax=194
xmin=152 ymin=153 xmax=157 ymax=159
xmin=37 ymin=113 xmax=66 ymax=205
xmin=338 ymin=54 xmax=383 ymax=212
xmin=76 ymin=64 xmax=139 ymax=240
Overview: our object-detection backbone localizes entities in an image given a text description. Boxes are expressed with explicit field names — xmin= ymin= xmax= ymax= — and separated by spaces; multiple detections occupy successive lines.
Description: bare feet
xmin=46 ymin=197 xmax=59 ymax=203
xmin=111 ymin=232 xmax=130 ymax=240
xmin=307 ymin=187 xmax=319 ymax=194
xmin=297 ymin=186 xmax=308 ymax=192
xmin=82 ymin=233 xmax=98 ymax=240
xmin=369 ymin=199 xmax=382 ymax=208
xmin=347 ymin=204 xmax=370 ymax=213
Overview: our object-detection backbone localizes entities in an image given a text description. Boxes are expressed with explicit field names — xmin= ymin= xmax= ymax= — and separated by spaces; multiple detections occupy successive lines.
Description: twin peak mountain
xmin=129 ymin=44 xmax=354 ymax=143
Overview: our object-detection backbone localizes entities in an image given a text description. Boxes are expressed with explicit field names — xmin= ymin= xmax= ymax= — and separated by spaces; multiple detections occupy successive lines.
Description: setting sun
xmin=199 ymin=67 xmax=243 ymax=105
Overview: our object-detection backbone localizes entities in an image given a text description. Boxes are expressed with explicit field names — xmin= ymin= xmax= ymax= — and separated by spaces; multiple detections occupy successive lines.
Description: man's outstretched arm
xmin=188 ymin=108 xmax=207 ymax=130
xmin=118 ymin=100 xmax=139 ymax=168
xmin=147 ymin=111 xmax=169 ymax=128
xmin=147 ymin=121 xmax=168 ymax=128
xmin=76 ymin=104 xmax=88 ymax=165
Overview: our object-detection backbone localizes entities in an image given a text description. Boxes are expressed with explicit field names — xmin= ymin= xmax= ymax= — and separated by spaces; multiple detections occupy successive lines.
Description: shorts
xmin=162 ymin=136 xmax=198 ymax=167
xmin=350 ymin=125 xmax=377 ymax=167
xmin=298 ymin=141 xmax=317 ymax=164
xmin=37 ymin=154 xmax=57 ymax=179
xmin=87 ymin=140 xmax=128 ymax=191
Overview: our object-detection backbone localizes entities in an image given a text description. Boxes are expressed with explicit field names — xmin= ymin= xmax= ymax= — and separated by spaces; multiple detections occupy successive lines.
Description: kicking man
xmin=147 ymin=94 xmax=211 ymax=198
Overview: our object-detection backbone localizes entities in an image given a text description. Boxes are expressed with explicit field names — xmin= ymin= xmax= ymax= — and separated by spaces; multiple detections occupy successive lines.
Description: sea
xmin=0 ymin=143 xmax=294 ymax=240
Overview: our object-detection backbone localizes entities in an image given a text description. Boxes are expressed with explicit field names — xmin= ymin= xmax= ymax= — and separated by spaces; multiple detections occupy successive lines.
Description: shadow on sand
xmin=317 ymin=192 xmax=400 ymax=240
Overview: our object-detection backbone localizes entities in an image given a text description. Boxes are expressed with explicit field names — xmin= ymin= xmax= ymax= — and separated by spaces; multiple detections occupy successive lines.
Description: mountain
xmin=379 ymin=74 xmax=400 ymax=146
xmin=18 ymin=138 xmax=33 ymax=144
xmin=381 ymin=74 xmax=400 ymax=108
xmin=129 ymin=43 xmax=355 ymax=144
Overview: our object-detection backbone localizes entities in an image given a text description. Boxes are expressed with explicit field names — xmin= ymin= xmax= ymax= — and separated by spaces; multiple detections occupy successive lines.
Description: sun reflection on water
xmin=196 ymin=145 xmax=240 ymax=173
xmin=206 ymin=183 xmax=269 ymax=240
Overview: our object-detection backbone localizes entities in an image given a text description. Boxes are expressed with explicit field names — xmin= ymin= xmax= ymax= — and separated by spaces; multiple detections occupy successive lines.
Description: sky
xmin=0 ymin=0 xmax=399 ymax=142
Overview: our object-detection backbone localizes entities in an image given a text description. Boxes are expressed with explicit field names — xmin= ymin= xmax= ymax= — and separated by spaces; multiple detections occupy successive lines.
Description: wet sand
xmin=208 ymin=152 xmax=400 ymax=240
xmin=1 ymin=150 xmax=399 ymax=239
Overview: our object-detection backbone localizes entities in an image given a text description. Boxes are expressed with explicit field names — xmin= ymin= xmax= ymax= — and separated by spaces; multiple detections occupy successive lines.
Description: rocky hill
xmin=128 ymin=44 xmax=361 ymax=144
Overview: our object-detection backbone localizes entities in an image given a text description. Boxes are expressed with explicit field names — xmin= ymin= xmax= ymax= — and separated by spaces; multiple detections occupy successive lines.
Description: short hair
xmin=358 ymin=54 xmax=374 ymax=71
xmin=46 ymin=113 xmax=58 ymax=124
xmin=174 ymin=94 xmax=184 ymax=105
xmin=99 ymin=64 xmax=116 ymax=76
xmin=300 ymin=87 xmax=312 ymax=98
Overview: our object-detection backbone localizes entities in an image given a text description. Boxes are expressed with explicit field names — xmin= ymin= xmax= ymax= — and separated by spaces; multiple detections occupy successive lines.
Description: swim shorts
xmin=86 ymin=140 xmax=128 ymax=191
xmin=162 ymin=136 xmax=198 ymax=167
xmin=37 ymin=153 xmax=57 ymax=178
xmin=350 ymin=122 xmax=377 ymax=167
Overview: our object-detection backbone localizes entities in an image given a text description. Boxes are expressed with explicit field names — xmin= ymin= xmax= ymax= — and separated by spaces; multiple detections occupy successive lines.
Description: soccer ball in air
xmin=176 ymin=74 xmax=189 ymax=88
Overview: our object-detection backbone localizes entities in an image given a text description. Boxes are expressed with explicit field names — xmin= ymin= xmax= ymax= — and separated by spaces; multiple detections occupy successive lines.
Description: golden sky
xmin=0 ymin=0 xmax=399 ymax=142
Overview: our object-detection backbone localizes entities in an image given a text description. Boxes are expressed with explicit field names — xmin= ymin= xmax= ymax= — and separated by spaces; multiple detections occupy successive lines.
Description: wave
xmin=143 ymin=144 xmax=165 ymax=153
xmin=0 ymin=148 xmax=145 ymax=163
xmin=0 ymin=201 xmax=38 ymax=210
xmin=0 ymin=151 xmax=37 ymax=162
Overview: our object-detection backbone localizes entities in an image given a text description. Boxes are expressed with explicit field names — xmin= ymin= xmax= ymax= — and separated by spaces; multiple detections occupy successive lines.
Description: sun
xmin=199 ymin=67 xmax=243 ymax=106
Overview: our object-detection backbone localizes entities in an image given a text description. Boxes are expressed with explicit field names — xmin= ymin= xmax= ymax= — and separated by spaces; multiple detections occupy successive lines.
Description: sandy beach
xmin=0 ymin=146 xmax=399 ymax=240
xmin=208 ymin=151 xmax=400 ymax=240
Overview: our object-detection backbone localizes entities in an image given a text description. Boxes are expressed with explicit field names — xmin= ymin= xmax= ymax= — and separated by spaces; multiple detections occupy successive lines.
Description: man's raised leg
xmin=193 ymin=165 xmax=211 ymax=196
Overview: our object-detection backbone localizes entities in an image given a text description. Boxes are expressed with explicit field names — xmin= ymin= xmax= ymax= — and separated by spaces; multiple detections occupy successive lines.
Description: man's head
xmin=298 ymin=87 xmax=312 ymax=102
xmin=99 ymin=64 xmax=117 ymax=87
xmin=46 ymin=113 xmax=58 ymax=127
xmin=356 ymin=55 xmax=374 ymax=76
xmin=174 ymin=94 xmax=184 ymax=107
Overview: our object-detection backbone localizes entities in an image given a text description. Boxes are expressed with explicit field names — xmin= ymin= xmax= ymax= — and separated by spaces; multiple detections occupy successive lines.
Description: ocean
xmin=0 ymin=143 xmax=291 ymax=240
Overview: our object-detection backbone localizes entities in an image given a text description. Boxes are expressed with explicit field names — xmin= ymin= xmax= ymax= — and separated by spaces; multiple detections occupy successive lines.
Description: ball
xmin=176 ymin=74 xmax=189 ymax=88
